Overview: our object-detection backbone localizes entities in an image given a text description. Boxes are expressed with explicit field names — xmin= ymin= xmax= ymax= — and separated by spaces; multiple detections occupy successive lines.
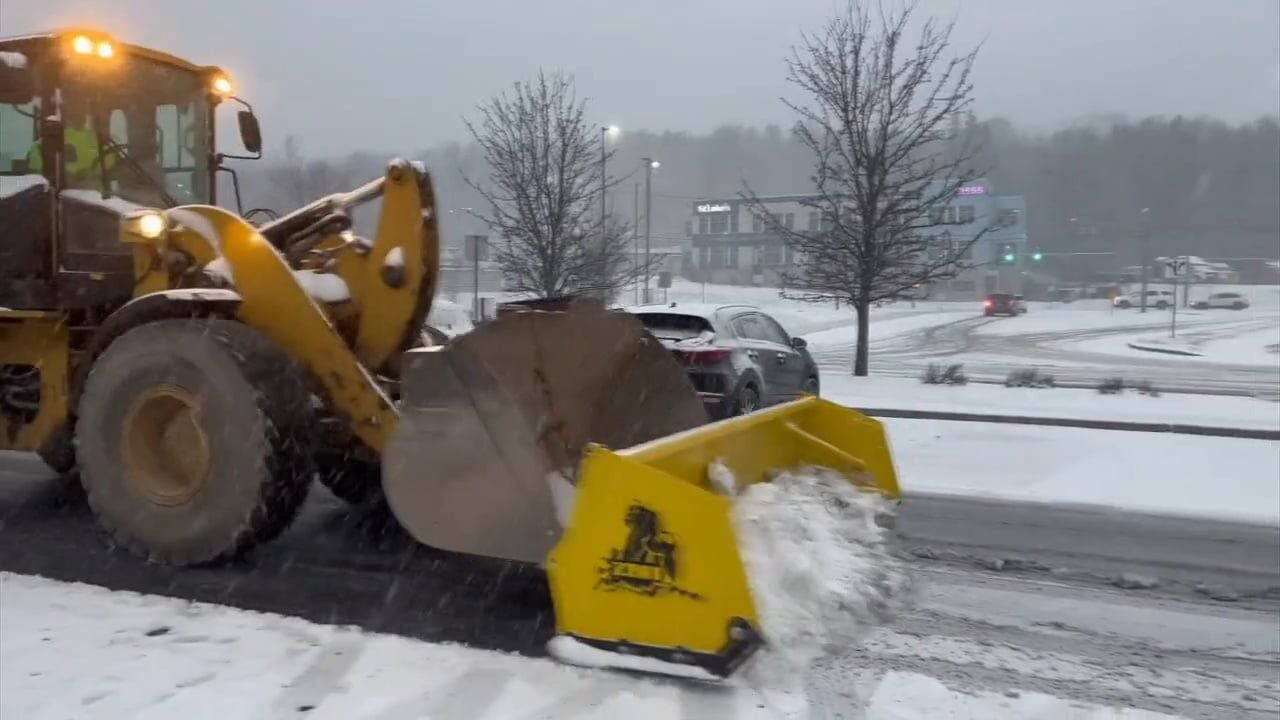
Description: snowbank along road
xmin=1 ymin=446 xmax=1276 ymax=718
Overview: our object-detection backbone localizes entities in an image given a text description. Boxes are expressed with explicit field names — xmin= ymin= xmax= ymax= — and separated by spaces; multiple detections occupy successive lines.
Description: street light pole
xmin=642 ymin=157 xmax=658 ymax=304
xmin=1139 ymin=207 xmax=1151 ymax=313
xmin=600 ymin=125 xmax=619 ymax=299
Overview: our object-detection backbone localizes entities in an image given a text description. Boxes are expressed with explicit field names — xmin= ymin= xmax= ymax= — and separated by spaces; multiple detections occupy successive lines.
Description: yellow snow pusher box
xmin=382 ymin=302 xmax=900 ymax=680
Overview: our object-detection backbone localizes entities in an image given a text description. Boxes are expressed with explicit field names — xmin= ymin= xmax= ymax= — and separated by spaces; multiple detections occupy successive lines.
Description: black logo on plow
xmin=597 ymin=504 xmax=703 ymax=600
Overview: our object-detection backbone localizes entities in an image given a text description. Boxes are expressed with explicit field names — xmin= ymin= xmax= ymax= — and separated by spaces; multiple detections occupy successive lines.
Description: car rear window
xmin=634 ymin=313 xmax=714 ymax=340
xmin=988 ymin=293 xmax=1013 ymax=301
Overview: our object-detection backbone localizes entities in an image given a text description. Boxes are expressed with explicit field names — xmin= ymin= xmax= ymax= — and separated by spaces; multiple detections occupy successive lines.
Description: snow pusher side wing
xmin=545 ymin=395 xmax=900 ymax=679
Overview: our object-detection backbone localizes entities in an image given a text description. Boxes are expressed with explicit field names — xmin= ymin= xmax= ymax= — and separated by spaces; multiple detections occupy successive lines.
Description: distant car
xmin=1113 ymin=289 xmax=1174 ymax=310
xmin=1192 ymin=292 xmax=1249 ymax=310
xmin=983 ymin=293 xmax=1026 ymax=316
xmin=629 ymin=303 xmax=820 ymax=419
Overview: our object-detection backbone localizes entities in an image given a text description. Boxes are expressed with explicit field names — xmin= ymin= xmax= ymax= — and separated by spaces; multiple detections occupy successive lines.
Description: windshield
xmin=61 ymin=53 xmax=210 ymax=206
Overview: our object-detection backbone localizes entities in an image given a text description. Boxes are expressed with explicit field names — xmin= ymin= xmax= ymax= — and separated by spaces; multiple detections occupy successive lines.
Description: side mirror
xmin=0 ymin=61 xmax=35 ymax=104
xmin=237 ymin=110 xmax=262 ymax=155
xmin=790 ymin=336 xmax=807 ymax=349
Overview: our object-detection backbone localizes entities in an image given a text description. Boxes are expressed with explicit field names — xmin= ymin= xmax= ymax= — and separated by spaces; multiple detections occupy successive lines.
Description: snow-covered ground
xmin=821 ymin=374 xmax=1280 ymax=430
xmin=885 ymin=417 xmax=1280 ymax=524
xmin=0 ymin=573 xmax=1197 ymax=719
xmin=1068 ymin=320 xmax=1280 ymax=367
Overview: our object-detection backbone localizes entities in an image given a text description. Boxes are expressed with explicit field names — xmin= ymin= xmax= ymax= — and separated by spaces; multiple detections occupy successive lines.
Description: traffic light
xmin=998 ymin=244 xmax=1016 ymax=265
xmin=1031 ymin=249 xmax=1044 ymax=262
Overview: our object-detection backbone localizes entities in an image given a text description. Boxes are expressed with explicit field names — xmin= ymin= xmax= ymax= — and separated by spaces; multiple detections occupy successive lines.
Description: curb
xmin=855 ymin=407 xmax=1280 ymax=440
xmin=1126 ymin=341 xmax=1203 ymax=357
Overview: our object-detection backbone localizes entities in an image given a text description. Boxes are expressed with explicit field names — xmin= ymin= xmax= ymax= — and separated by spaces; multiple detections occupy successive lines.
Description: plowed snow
xmin=729 ymin=467 xmax=915 ymax=682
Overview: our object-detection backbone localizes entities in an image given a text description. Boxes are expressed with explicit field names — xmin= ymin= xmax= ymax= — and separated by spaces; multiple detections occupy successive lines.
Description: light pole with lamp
xmin=642 ymin=157 xmax=659 ymax=303
xmin=599 ymin=125 xmax=620 ymax=298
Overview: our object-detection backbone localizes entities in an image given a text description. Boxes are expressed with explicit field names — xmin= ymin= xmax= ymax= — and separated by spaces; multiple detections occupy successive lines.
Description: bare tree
xmin=464 ymin=71 xmax=643 ymax=299
xmin=745 ymin=1 xmax=989 ymax=376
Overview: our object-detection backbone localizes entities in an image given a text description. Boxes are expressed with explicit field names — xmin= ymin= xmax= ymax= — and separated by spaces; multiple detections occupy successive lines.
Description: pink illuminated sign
xmin=956 ymin=186 xmax=987 ymax=196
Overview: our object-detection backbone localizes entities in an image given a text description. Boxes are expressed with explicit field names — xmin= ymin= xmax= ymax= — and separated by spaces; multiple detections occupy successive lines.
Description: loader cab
xmin=0 ymin=30 xmax=253 ymax=310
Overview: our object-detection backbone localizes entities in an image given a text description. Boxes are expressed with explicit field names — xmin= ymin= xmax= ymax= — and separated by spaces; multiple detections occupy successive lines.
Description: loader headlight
xmin=124 ymin=211 xmax=169 ymax=241
xmin=211 ymin=75 xmax=233 ymax=96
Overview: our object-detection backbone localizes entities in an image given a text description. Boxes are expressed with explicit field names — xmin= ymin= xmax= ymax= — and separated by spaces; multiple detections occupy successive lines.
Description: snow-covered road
xmin=4 ymin=562 xmax=1272 ymax=719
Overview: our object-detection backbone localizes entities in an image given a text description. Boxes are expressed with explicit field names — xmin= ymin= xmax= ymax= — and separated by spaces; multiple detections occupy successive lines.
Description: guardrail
xmin=857 ymin=407 xmax=1280 ymax=440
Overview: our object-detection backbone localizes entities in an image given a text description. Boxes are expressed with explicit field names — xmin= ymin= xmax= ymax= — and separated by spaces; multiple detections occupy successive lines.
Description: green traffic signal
xmin=1031 ymin=250 xmax=1044 ymax=261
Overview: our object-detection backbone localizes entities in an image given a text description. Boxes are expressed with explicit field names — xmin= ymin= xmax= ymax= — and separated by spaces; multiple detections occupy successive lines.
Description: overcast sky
xmin=4 ymin=0 xmax=1277 ymax=157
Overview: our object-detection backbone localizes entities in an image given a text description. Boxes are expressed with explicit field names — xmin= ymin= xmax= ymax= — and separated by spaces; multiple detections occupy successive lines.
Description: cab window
xmin=0 ymin=57 xmax=39 ymax=174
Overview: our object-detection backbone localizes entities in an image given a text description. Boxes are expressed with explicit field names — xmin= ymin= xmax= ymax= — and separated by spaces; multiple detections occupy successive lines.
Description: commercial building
xmin=686 ymin=179 xmax=1030 ymax=299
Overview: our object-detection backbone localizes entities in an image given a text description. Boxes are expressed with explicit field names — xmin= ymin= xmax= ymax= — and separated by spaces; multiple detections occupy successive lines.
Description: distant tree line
xmin=229 ymin=114 xmax=1280 ymax=267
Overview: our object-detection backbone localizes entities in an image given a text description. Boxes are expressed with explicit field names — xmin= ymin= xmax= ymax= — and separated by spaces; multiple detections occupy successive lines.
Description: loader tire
xmin=76 ymin=319 xmax=315 ymax=565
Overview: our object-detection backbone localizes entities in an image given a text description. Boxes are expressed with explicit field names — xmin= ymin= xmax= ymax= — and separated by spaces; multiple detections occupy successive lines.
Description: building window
xmin=929 ymin=207 xmax=945 ymax=225
xmin=950 ymin=279 xmax=976 ymax=292
xmin=945 ymin=206 xmax=958 ymax=224
xmin=702 ymin=244 xmax=739 ymax=269
xmin=752 ymin=215 xmax=763 ymax=233
xmin=997 ymin=208 xmax=1019 ymax=228
xmin=783 ymin=212 xmax=795 ymax=230
xmin=698 ymin=215 xmax=709 ymax=234
xmin=708 ymin=212 xmax=729 ymax=234
xmin=760 ymin=244 xmax=783 ymax=266
xmin=959 ymin=205 xmax=974 ymax=224
xmin=820 ymin=212 xmax=835 ymax=231
xmin=807 ymin=211 xmax=820 ymax=231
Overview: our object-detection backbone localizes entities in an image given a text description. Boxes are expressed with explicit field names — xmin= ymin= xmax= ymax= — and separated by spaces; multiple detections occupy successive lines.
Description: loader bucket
xmin=382 ymin=302 xmax=710 ymax=564
xmin=544 ymin=395 xmax=900 ymax=678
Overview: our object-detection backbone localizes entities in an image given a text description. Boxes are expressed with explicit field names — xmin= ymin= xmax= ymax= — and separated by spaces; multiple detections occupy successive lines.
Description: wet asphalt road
xmin=2 ymin=447 xmax=1276 ymax=638
xmin=3 ymin=447 xmax=1279 ymax=718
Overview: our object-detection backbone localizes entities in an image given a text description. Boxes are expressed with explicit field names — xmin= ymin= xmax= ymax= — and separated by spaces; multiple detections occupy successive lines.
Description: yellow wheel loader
xmin=0 ymin=30 xmax=901 ymax=680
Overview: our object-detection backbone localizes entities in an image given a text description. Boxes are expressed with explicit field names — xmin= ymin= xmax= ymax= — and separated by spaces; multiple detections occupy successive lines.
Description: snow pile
xmin=384 ymin=246 xmax=405 ymax=269
xmin=293 ymin=270 xmax=352 ymax=303
xmin=728 ymin=466 xmax=915 ymax=679
xmin=0 ymin=174 xmax=46 ymax=198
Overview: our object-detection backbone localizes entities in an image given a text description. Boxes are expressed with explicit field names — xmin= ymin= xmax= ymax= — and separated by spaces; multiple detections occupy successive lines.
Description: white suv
xmin=1192 ymin=292 xmax=1250 ymax=310
xmin=1113 ymin=289 xmax=1174 ymax=309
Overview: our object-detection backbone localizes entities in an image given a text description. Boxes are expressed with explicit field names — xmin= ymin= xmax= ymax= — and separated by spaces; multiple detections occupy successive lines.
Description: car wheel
xmin=802 ymin=376 xmax=820 ymax=396
xmin=1156 ymin=301 xmax=1169 ymax=310
xmin=1116 ymin=300 xmax=1131 ymax=309
xmin=1233 ymin=302 xmax=1245 ymax=310
xmin=732 ymin=384 xmax=760 ymax=416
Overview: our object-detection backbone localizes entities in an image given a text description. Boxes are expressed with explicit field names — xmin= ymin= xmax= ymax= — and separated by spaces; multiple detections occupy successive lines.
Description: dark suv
xmin=630 ymin=303 xmax=820 ymax=419
xmin=984 ymin=293 xmax=1026 ymax=316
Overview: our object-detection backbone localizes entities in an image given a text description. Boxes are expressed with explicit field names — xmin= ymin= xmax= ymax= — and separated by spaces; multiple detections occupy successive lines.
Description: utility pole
xmin=632 ymin=182 xmax=640 ymax=304
xmin=466 ymin=234 xmax=486 ymax=322
xmin=642 ymin=157 xmax=658 ymax=304
xmin=1139 ymin=207 xmax=1151 ymax=313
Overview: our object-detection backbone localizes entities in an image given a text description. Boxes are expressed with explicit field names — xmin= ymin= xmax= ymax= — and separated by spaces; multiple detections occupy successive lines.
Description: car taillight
xmin=983 ymin=300 xmax=992 ymax=307
xmin=676 ymin=347 xmax=732 ymax=366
